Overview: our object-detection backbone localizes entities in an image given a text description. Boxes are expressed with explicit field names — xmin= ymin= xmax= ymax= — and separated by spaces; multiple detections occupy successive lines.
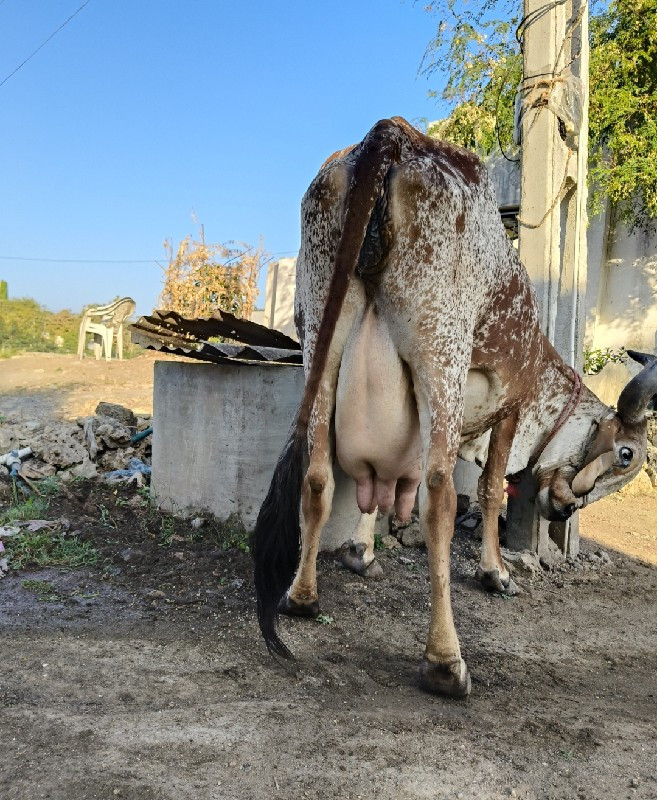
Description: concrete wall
xmin=151 ymin=360 xmax=366 ymax=551
xmin=484 ymin=157 xmax=657 ymax=356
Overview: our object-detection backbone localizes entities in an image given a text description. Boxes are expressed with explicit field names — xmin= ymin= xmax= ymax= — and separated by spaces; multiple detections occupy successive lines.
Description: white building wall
xmin=264 ymin=257 xmax=298 ymax=340
xmin=585 ymin=207 xmax=657 ymax=354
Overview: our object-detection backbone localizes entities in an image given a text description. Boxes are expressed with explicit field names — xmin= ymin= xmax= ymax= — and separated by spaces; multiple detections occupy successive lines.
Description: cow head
xmin=536 ymin=350 xmax=657 ymax=521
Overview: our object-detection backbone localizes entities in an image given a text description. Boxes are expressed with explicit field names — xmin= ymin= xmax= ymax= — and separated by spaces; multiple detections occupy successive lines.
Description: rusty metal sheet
xmin=130 ymin=309 xmax=302 ymax=366
xmin=142 ymin=309 xmax=299 ymax=349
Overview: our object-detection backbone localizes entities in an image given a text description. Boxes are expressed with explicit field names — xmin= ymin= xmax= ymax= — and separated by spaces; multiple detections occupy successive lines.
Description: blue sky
xmin=0 ymin=0 xmax=448 ymax=316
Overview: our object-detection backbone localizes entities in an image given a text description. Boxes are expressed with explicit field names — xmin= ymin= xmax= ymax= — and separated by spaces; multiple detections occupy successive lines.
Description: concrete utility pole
xmin=506 ymin=0 xmax=589 ymax=557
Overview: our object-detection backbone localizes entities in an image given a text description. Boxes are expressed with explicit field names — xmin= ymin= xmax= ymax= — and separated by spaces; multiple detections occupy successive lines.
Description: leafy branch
xmin=420 ymin=0 xmax=657 ymax=230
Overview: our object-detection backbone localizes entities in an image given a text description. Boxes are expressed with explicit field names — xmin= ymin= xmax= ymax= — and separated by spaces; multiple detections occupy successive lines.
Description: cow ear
xmin=572 ymin=451 xmax=616 ymax=497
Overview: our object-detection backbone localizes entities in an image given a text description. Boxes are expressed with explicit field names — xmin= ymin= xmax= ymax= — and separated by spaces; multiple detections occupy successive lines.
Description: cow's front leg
xmin=475 ymin=413 xmax=519 ymax=595
xmin=339 ymin=510 xmax=383 ymax=578
xmin=419 ymin=463 xmax=471 ymax=698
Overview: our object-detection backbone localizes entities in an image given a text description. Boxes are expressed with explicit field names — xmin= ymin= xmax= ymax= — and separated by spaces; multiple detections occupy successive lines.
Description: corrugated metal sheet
xmin=130 ymin=309 xmax=302 ymax=366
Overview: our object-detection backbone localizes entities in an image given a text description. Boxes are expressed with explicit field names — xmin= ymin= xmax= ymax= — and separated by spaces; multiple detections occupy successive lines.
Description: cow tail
xmin=251 ymin=421 xmax=305 ymax=659
xmin=251 ymin=118 xmax=404 ymax=659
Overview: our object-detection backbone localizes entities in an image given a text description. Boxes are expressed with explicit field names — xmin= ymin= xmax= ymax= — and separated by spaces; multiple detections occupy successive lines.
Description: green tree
xmin=588 ymin=0 xmax=657 ymax=228
xmin=0 ymin=281 xmax=7 ymax=300
xmin=421 ymin=0 xmax=657 ymax=229
xmin=421 ymin=0 xmax=520 ymax=156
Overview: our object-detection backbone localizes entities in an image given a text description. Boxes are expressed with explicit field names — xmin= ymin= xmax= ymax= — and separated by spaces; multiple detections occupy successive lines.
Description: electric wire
xmin=0 ymin=250 xmax=298 ymax=264
xmin=0 ymin=0 xmax=93 ymax=89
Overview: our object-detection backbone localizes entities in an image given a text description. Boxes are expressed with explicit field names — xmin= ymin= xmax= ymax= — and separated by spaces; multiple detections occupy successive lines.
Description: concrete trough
xmin=151 ymin=360 xmax=370 ymax=551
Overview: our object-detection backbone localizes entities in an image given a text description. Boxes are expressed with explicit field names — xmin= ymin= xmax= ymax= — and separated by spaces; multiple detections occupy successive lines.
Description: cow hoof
xmin=279 ymin=594 xmax=320 ymax=618
xmin=419 ymin=657 xmax=471 ymax=698
xmin=475 ymin=566 xmax=520 ymax=596
xmin=360 ymin=559 xmax=383 ymax=579
xmin=339 ymin=540 xmax=382 ymax=578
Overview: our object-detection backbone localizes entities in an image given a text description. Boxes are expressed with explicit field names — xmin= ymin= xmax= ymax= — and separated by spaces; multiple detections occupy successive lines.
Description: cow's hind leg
xmin=412 ymin=378 xmax=471 ymax=699
xmin=418 ymin=466 xmax=471 ymax=698
xmin=281 ymin=397 xmax=334 ymax=618
xmin=475 ymin=414 xmax=519 ymax=596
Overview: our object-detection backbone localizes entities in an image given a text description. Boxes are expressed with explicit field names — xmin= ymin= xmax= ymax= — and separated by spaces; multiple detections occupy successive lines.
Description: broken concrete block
xmin=99 ymin=447 xmax=135 ymax=471
xmin=92 ymin=417 xmax=132 ymax=449
xmin=95 ymin=402 xmax=137 ymax=429
xmin=71 ymin=457 xmax=98 ymax=480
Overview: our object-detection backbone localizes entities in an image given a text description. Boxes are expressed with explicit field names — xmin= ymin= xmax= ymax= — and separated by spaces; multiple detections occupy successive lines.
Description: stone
xmin=71 ymin=457 xmax=98 ymax=480
xmin=646 ymin=443 xmax=657 ymax=474
xmin=390 ymin=513 xmax=417 ymax=533
xmin=539 ymin=537 xmax=565 ymax=570
xmin=19 ymin=419 xmax=87 ymax=468
xmin=95 ymin=402 xmax=137 ymax=428
xmin=120 ymin=548 xmax=143 ymax=563
xmin=379 ymin=534 xmax=401 ymax=550
xmin=400 ymin=524 xmax=425 ymax=548
xmin=459 ymin=514 xmax=481 ymax=530
xmin=501 ymin=548 xmax=541 ymax=576
xmin=618 ymin=469 xmax=653 ymax=497
xmin=0 ymin=429 xmax=13 ymax=452
xmin=21 ymin=419 xmax=44 ymax=433
xmin=646 ymin=466 xmax=657 ymax=489
xmin=19 ymin=461 xmax=57 ymax=479
xmin=93 ymin=417 xmax=132 ymax=449
xmin=99 ymin=448 xmax=135 ymax=471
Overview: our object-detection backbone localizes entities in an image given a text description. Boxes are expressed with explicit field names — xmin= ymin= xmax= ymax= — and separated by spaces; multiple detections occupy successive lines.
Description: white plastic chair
xmin=77 ymin=297 xmax=136 ymax=361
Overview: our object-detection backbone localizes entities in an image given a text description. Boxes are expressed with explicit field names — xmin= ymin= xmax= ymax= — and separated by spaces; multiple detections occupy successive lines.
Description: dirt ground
xmin=1 ymin=353 xmax=656 ymax=800
xmin=0 ymin=351 xmax=178 ymax=420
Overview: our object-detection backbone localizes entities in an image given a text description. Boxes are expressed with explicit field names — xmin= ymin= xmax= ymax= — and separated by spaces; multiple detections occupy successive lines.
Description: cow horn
xmin=572 ymin=451 xmax=616 ymax=497
xmin=616 ymin=350 xmax=657 ymax=424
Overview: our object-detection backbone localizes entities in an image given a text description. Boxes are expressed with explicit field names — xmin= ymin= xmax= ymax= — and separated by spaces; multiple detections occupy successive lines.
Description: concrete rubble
xmin=0 ymin=402 xmax=152 ymax=484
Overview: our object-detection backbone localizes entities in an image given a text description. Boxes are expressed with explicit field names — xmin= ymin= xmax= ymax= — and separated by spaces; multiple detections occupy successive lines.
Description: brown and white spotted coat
xmin=251 ymin=117 xmax=657 ymax=698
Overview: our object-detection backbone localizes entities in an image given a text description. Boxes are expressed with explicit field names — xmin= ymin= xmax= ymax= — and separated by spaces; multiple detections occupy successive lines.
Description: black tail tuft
xmin=250 ymin=429 xmax=305 ymax=659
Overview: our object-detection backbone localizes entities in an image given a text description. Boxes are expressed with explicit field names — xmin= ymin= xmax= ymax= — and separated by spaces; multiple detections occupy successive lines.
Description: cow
xmin=251 ymin=117 xmax=657 ymax=698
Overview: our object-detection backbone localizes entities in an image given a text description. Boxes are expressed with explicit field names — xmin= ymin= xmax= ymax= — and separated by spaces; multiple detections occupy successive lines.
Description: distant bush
xmin=159 ymin=228 xmax=268 ymax=320
xmin=0 ymin=297 xmax=81 ymax=358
